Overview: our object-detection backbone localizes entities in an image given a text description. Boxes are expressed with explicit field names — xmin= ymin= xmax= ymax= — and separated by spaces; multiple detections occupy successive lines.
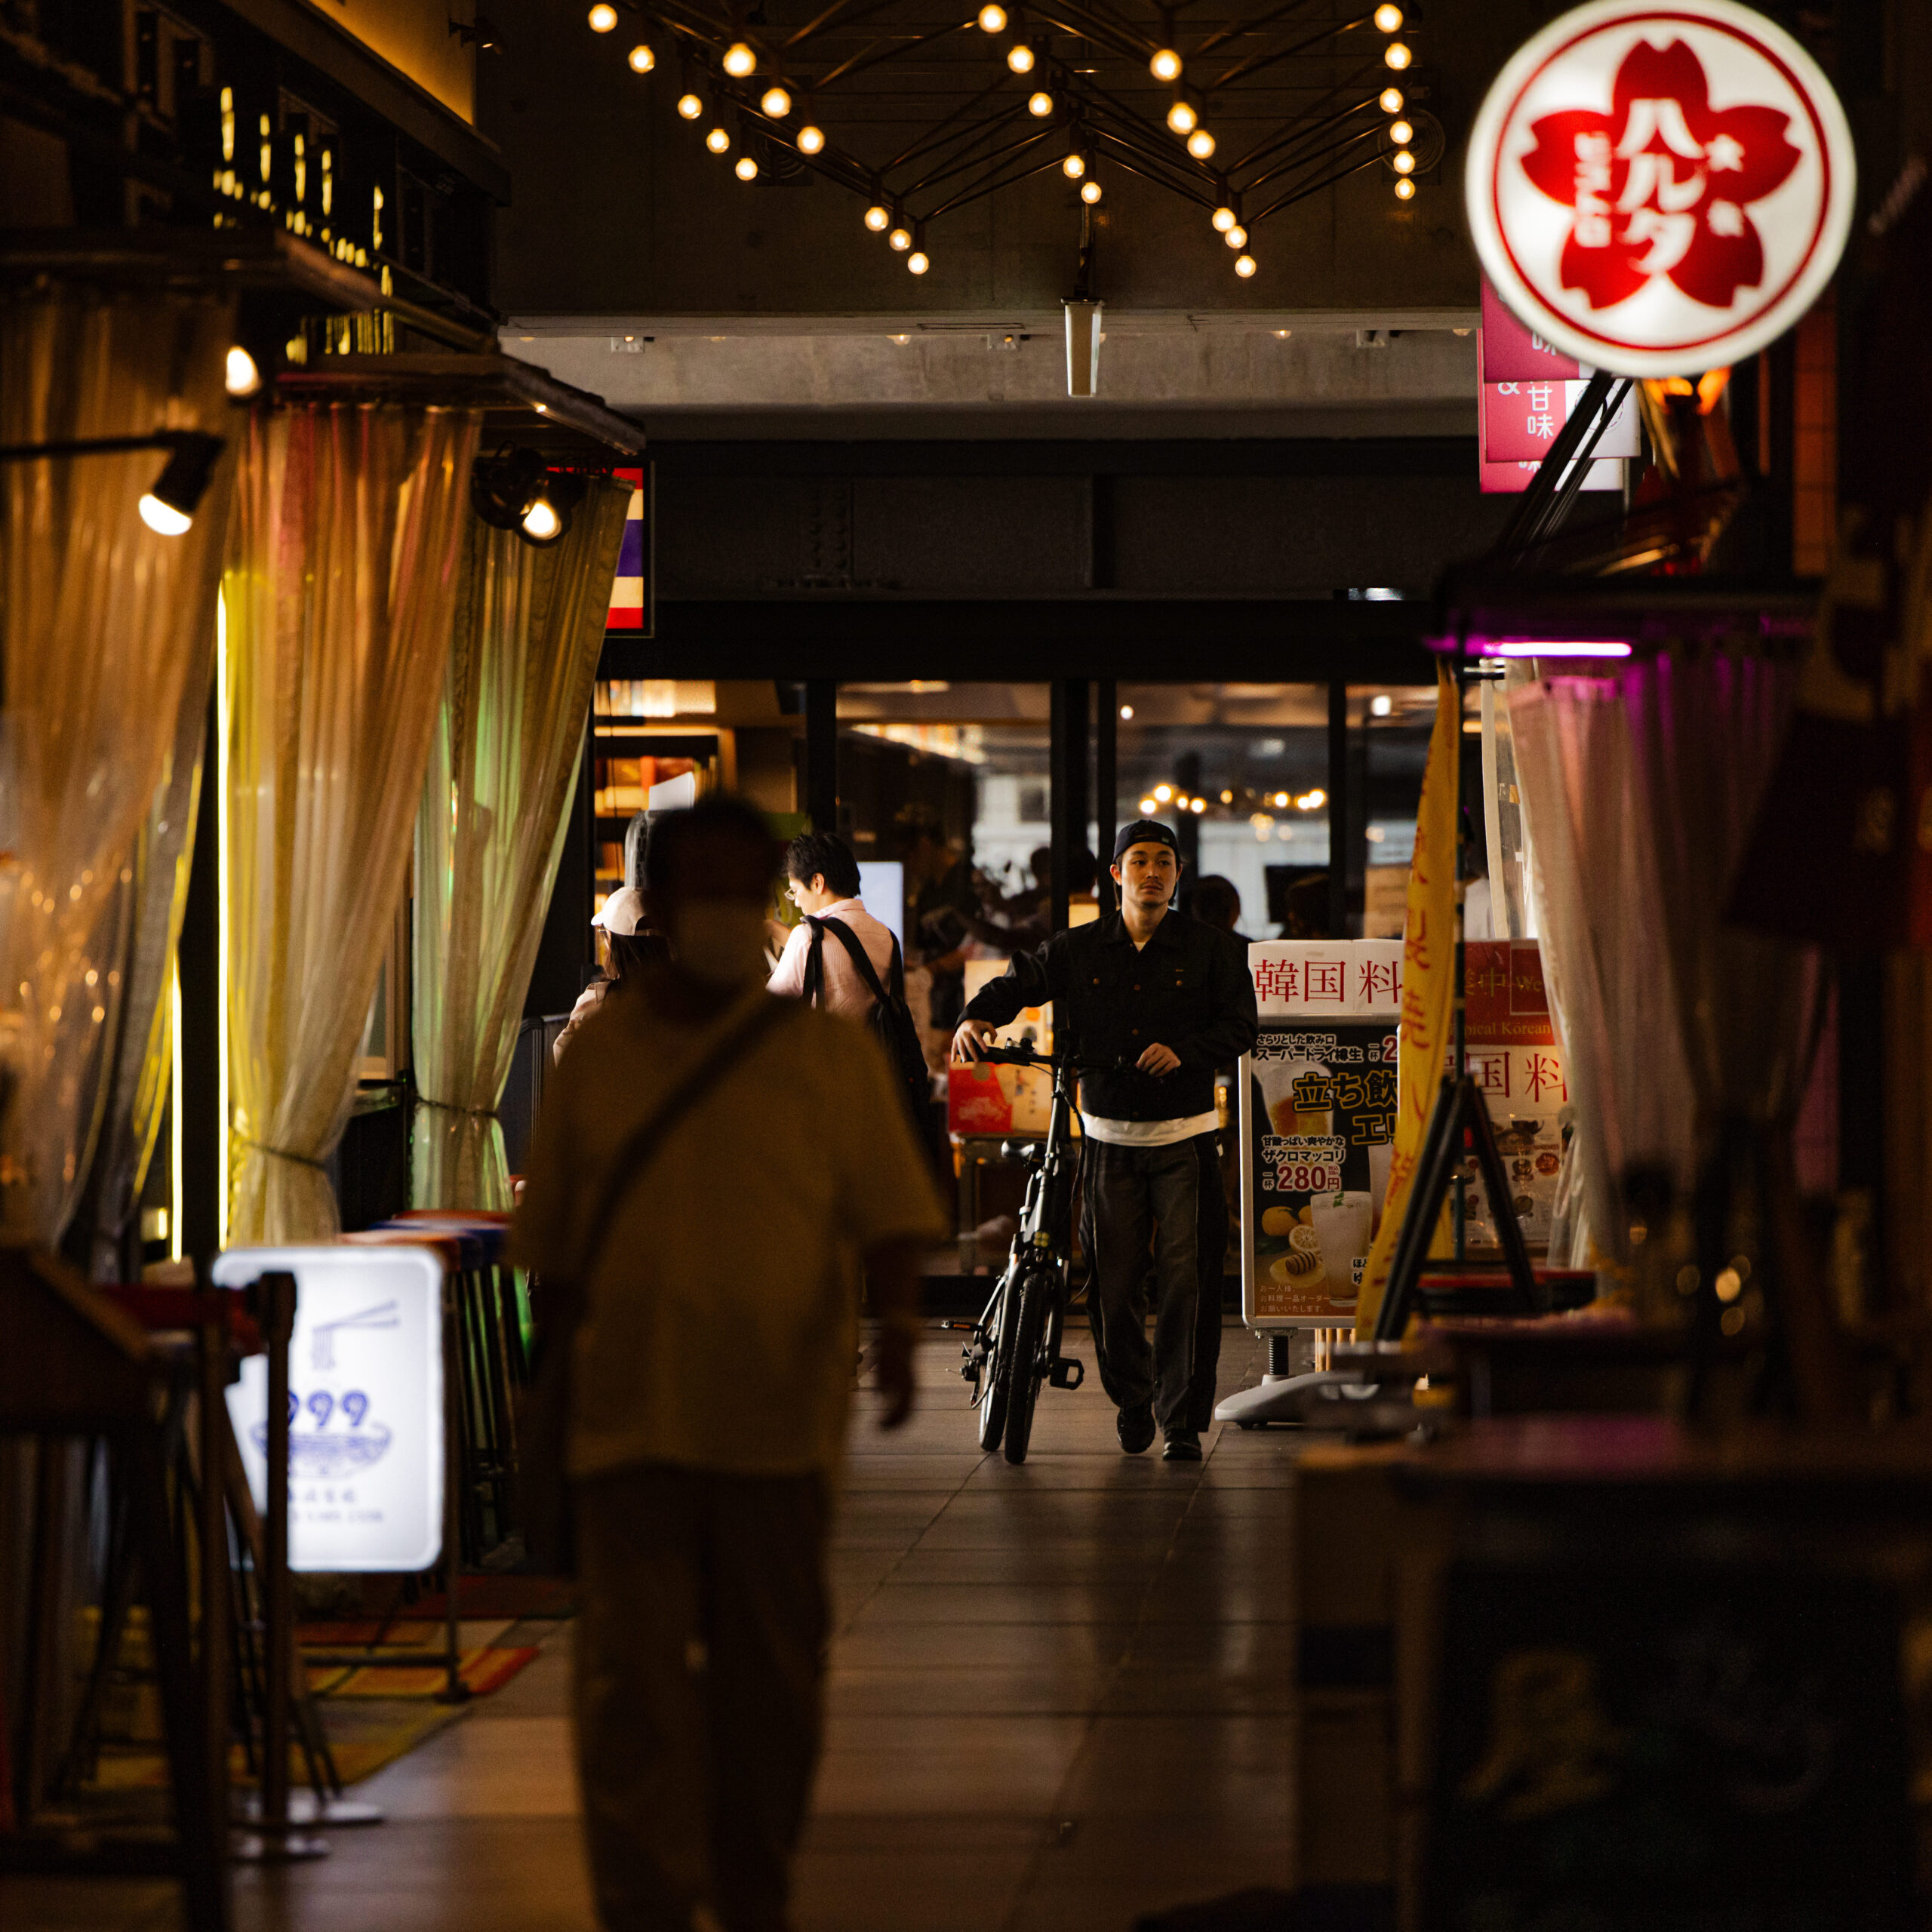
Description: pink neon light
xmin=1489 ymin=641 xmax=1632 ymax=658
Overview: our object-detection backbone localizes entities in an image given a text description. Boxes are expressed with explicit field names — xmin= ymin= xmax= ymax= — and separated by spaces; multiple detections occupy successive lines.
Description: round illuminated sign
xmin=1466 ymin=0 xmax=1855 ymax=376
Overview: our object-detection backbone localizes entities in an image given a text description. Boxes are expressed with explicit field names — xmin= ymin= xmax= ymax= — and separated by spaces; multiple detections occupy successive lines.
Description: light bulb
xmin=1234 ymin=253 xmax=1256 ymax=276
xmin=1166 ymin=98 xmax=1196 ymax=134
xmin=1154 ymin=783 xmax=1173 ymax=802
xmin=1383 ymin=39 xmax=1410 ymax=67
xmin=1007 ymin=42 xmax=1034 ymax=71
xmin=735 ymin=154 xmax=758 ymax=179
xmin=888 ymin=225 xmax=912 ymax=249
xmin=587 ymin=3 xmax=617 ymax=29
xmin=978 ymin=2 xmax=1006 ymax=28
xmin=798 ymin=123 xmax=825 ymax=153
xmin=1211 ymin=205 xmax=1235 ymax=232
xmin=1028 ymin=90 xmax=1054 ymax=116
xmin=864 ymin=204 xmax=890 ymax=230
xmin=1371 ymin=694 xmax=1393 ymax=716
xmin=1224 ymin=223 xmax=1247 ymax=248
xmin=1190 ymin=797 xmax=1206 ymax=814
xmin=628 ymin=42 xmax=654 ymax=70
xmin=1389 ymin=118 xmax=1412 ymax=143
xmin=1080 ymin=178 xmax=1102 ymax=203
xmin=722 ymin=40 xmax=755 ymax=75
xmin=1139 ymin=796 xmax=1158 ymax=814
xmin=1392 ymin=149 xmax=1414 ymax=174
xmin=1394 ymin=176 xmax=1415 ymax=199
xmin=1304 ymin=787 xmax=1327 ymax=809
xmin=138 ymin=494 xmax=193 ymax=537
xmin=1149 ymin=46 xmax=1181 ymax=80
xmin=225 ymin=345 xmax=260 ymax=396
xmin=907 ymin=250 xmax=930 ymax=274
xmin=678 ymin=91 xmax=704 ymax=118
xmin=1062 ymin=151 xmax=1085 ymax=178
xmin=522 ymin=497 xmax=562 ymax=542
xmin=706 ymin=126 xmax=731 ymax=152
xmin=760 ymin=85 xmax=790 ymax=116
xmin=1380 ymin=85 xmax=1404 ymax=112
xmin=1186 ymin=128 xmax=1214 ymax=159
xmin=1374 ymin=3 xmax=1402 ymax=27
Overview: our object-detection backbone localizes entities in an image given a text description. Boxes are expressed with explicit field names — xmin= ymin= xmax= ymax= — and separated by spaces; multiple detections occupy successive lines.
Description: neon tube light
xmin=1487 ymin=641 xmax=1632 ymax=658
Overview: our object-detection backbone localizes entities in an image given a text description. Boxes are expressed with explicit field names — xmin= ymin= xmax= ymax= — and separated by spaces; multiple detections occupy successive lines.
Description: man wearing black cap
xmin=952 ymin=821 xmax=1258 ymax=1460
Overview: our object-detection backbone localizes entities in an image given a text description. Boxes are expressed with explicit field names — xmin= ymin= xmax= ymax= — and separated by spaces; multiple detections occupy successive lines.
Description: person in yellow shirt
xmin=512 ymin=795 xmax=947 ymax=1932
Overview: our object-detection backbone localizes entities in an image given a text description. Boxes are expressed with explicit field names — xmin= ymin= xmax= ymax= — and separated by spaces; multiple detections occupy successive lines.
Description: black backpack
xmin=801 ymin=916 xmax=942 ymax=1165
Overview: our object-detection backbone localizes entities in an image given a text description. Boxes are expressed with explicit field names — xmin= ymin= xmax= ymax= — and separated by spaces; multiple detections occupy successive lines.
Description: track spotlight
xmin=137 ymin=433 xmax=225 ymax=537
xmin=225 ymin=346 xmax=261 ymax=397
xmin=471 ymin=448 xmax=586 ymax=549
xmin=722 ymin=40 xmax=755 ymax=75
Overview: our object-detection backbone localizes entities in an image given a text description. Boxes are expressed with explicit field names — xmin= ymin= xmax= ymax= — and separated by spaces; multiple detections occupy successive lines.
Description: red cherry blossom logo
xmin=1519 ymin=38 xmax=1801 ymax=311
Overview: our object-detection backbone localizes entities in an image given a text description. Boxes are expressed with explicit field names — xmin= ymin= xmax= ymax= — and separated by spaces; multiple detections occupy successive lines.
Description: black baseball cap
xmin=1112 ymin=819 xmax=1182 ymax=864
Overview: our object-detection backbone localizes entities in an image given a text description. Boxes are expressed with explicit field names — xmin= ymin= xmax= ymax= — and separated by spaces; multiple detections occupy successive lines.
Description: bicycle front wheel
xmin=977 ymin=1276 xmax=1017 ymax=1454
xmin=1001 ymin=1270 xmax=1053 ymax=1466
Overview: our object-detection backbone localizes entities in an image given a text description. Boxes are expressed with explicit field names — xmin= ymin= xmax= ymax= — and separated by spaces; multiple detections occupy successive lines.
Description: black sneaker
xmin=1117 ymin=1401 xmax=1156 ymax=1454
xmin=1161 ymin=1429 xmax=1203 ymax=1463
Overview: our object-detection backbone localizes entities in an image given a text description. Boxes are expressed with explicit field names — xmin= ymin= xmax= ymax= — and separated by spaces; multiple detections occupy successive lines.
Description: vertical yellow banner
xmin=1354 ymin=665 xmax=1459 ymax=1338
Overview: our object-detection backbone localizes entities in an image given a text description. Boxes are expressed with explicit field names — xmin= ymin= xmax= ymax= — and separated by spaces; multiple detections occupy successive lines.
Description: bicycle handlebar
xmin=970 ymin=1044 xmax=1127 ymax=1073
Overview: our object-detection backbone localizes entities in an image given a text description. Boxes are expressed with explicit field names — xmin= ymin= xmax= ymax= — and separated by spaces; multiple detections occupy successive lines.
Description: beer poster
xmin=1241 ymin=942 xmax=1404 ymax=1327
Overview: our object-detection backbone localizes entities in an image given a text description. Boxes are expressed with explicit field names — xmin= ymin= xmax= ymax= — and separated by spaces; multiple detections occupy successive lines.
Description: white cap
xmin=592 ymin=886 xmax=648 ymax=936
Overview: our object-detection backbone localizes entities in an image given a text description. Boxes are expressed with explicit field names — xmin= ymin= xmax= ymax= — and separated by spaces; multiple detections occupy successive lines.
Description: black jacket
xmin=961 ymin=910 xmax=1258 ymax=1124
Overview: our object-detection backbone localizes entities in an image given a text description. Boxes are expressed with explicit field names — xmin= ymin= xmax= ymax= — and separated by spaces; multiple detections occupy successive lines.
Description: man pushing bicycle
xmin=952 ymin=821 xmax=1258 ymax=1462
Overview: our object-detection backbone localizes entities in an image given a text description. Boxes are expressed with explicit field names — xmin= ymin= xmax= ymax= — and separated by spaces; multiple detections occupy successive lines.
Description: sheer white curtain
xmin=223 ymin=403 xmax=478 ymax=1244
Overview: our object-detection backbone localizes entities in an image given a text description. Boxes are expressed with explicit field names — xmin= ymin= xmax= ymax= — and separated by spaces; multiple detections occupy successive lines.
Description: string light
xmin=864 ymin=204 xmax=891 ymax=230
xmin=735 ymin=154 xmax=758 ymax=179
xmin=761 ymin=85 xmax=791 ymax=116
xmin=1186 ymin=128 xmax=1215 ymax=159
xmin=1140 ymin=795 xmax=1158 ymax=814
xmin=587 ymin=3 xmax=616 ymax=29
xmin=1234 ymin=253 xmax=1256 ymax=276
xmin=1389 ymin=119 xmax=1412 ymax=143
xmin=1383 ymin=40 xmax=1411 ymax=67
xmin=1374 ymin=4 xmax=1402 ymax=28
xmin=798 ymin=124 xmax=826 ymax=153
xmin=1063 ymin=150 xmax=1086 ymax=178
xmin=888 ymin=224 xmax=912 ymax=249
xmin=1080 ymin=178 xmax=1102 ymax=203
xmin=706 ymin=126 xmax=731 ymax=152
xmin=978 ymin=2 xmax=1007 ymax=27
xmin=678 ymin=91 xmax=704 ymax=118
xmin=1394 ymin=177 xmax=1415 ymax=199
xmin=1154 ymin=783 xmax=1173 ymax=802
xmin=1149 ymin=46 xmax=1181 ymax=80
xmin=722 ymin=40 xmax=755 ymax=75
xmin=1212 ymin=205 xmax=1236 ymax=232
xmin=1028 ymin=89 xmax=1054 ymax=115
xmin=1380 ymin=85 xmax=1404 ymax=112
xmin=1224 ymin=223 xmax=1247 ymax=248
xmin=1166 ymin=98 xmax=1196 ymax=134
xmin=1007 ymin=42 xmax=1035 ymax=72
xmin=627 ymin=42 xmax=654 ymax=70
xmin=1392 ymin=149 xmax=1415 ymax=174
xmin=907 ymin=249 xmax=930 ymax=273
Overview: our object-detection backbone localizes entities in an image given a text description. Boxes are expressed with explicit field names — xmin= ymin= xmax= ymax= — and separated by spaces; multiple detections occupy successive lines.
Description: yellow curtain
xmin=0 ymin=287 xmax=232 ymax=1244
xmin=1354 ymin=664 xmax=1459 ymax=1337
xmin=411 ymin=479 xmax=629 ymax=1209
xmin=223 ymin=403 xmax=479 ymax=1244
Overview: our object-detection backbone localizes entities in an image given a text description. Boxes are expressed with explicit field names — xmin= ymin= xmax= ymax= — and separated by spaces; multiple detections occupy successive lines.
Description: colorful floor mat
xmin=304 ymin=1645 xmax=537 ymax=1700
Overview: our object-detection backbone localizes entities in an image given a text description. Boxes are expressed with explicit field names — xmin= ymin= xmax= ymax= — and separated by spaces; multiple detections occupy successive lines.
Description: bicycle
xmin=953 ymin=1044 xmax=1106 ymax=1466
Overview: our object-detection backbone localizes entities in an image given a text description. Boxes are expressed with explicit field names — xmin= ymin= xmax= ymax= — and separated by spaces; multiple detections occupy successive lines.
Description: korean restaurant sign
xmin=1466 ymin=0 xmax=1855 ymax=377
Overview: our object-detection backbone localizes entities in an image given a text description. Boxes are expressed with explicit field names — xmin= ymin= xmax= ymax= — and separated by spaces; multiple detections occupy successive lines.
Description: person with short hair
xmin=768 ymin=830 xmax=898 ymax=1020
xmin=552 ymin=884 xmax=672 ymax=1063
xmin=952 ymin=820 xmax=1257 ymax=1461
xmin=513 ymin=795 xmax=948 ymax=1932
xmin=1189 ymin=874 xmax=1244 ymax=939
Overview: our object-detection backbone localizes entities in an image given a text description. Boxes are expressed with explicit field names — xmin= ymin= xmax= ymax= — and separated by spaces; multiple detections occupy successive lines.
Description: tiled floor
xmin=4 ymin=1320 xmax=1323 ymax=1932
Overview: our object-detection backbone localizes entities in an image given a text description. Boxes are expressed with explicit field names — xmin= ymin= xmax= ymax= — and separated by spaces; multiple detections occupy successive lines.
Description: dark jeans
xmin=574 ymin=1465 xmax=829 ymax=1932
xmin=1080 ymin=1132 xmax=1225 ymax=1432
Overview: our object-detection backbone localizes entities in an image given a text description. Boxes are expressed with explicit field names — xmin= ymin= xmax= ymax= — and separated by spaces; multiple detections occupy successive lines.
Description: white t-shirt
xmin=1079 ymin=1110 xmax=1220 ymax=1148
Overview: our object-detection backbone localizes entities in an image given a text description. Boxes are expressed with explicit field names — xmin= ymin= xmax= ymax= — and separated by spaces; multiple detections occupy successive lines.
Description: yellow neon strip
xmin=216 ymin=589 xmax=230 ymax=1254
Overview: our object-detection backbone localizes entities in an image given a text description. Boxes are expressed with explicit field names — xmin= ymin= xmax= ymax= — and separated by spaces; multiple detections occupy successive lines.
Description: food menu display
xmin=1241 ymin=941 xmax=1404 ymax=1327
xmin=1458 ymin=940 xmax=1569 ymax=1248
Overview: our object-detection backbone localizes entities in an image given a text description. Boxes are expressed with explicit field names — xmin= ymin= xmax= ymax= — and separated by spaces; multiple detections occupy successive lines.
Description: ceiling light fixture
xmin=1374 ymin=4 xmax=1402 ymax=29
xmin=1389 ymin=119 xmax=1412 ymax=143
xmin=1149 ymin=46 xmax=1181 ymax=80
xmin=587 ymin=2 xmax=617 ymax=28
xmin=797 ymin=122 xmax=825 ymax=152
xmin=1380 ymin=85 xmax=1404 ymax=112
xmin=1224 ymin=223 xmax=1247 ymax=248
xmin=628 ymin=42 xmax=654 ymax=70
xmin=722 ymin=40 xmax=755 ymax=75
xmin=907 ymin=249 xmax=930 ymax=273
xmin=1028 ymin=89 xmax=1054 ymax=116
xmin=1393 ymin=177 xmax=1414 ymax=199
xmin=1186 ymin=127 xmax=1215 ymax=159
xmin=865 ymin=203 xmax=891 ymax=229
xmin=1166 ymin=97 xmax=1196 ymax=134
xmin=760 ymin=84 xmax=790 ymax=116
xmin=678 ymin=91 xmax=704 ymax=118
xmin=1392 ymin=149 xmax=1415 ymax=174
xmin=225 ymin=346 xmax=261 ymax=397
xmin=1007 ymin=42 xmax=1035 ymax=72
xmin=888 ymin=224 xmax=912 ymax=249
xmin=1211 ymin=205 xmax=1235 ymax=232
xmin=133 ymin=433 xmax=225 ymax=536
xmin=1080 ymin=177 xmax=1102 ymax=203
xmin=1234 ymin=253 xmax=1256 ymax=276
xmin=978 ymin=2 xmax=1007 ymax=28
xmin=1062 ymin=150 xmax=1086 ymax=178
xmin=1383 ymin=39 xmax=1411 ymax=68
xmin=706 ymin=125 xmax=731 ymax=152
xmin=735 ymin=154 xmax=759 ymax=179
xmin=471 ymin=448 xmax=586 ymax=549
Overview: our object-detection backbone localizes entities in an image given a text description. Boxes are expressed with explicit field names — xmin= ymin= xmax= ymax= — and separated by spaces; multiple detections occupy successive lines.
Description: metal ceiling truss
xmin=583 ymin=0 xmax=1439 ymax=277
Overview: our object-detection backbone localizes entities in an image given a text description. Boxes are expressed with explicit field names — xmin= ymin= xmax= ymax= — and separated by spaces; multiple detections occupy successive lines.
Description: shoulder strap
xmin=800 ymin=918 xmax=828 ymax=1008
xmin=575 ymin=995 xmax=792 ymax=1286
xmin=814 ymin=915 xmax=900 ymax=1009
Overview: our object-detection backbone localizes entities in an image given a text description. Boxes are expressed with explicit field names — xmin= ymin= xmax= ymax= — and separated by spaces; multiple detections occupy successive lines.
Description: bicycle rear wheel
xmin=1001 ymin=1270 xmax=1053 ymax=1466
xmin=977 ymin=1275 xmax=1017 ymax=1453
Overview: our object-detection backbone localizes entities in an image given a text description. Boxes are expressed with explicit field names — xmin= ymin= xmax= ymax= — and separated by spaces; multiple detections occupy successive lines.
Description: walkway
xmin=7 ymin=1320 xmax=1311 ymax=1932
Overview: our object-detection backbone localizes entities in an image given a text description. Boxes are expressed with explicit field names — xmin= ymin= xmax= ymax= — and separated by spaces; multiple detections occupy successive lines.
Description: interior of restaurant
xmin=5 ymin=0 xmax=1932 ymax=1926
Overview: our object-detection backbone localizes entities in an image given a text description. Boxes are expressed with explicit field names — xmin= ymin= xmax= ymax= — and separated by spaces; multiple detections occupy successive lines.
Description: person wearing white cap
xmin=552 ymin=884 xmax=669 ymax=1063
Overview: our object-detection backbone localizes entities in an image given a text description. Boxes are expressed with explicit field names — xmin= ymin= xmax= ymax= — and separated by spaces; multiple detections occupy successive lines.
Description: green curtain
xmin=409 ymin=479 xmax=629 ymax=1210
